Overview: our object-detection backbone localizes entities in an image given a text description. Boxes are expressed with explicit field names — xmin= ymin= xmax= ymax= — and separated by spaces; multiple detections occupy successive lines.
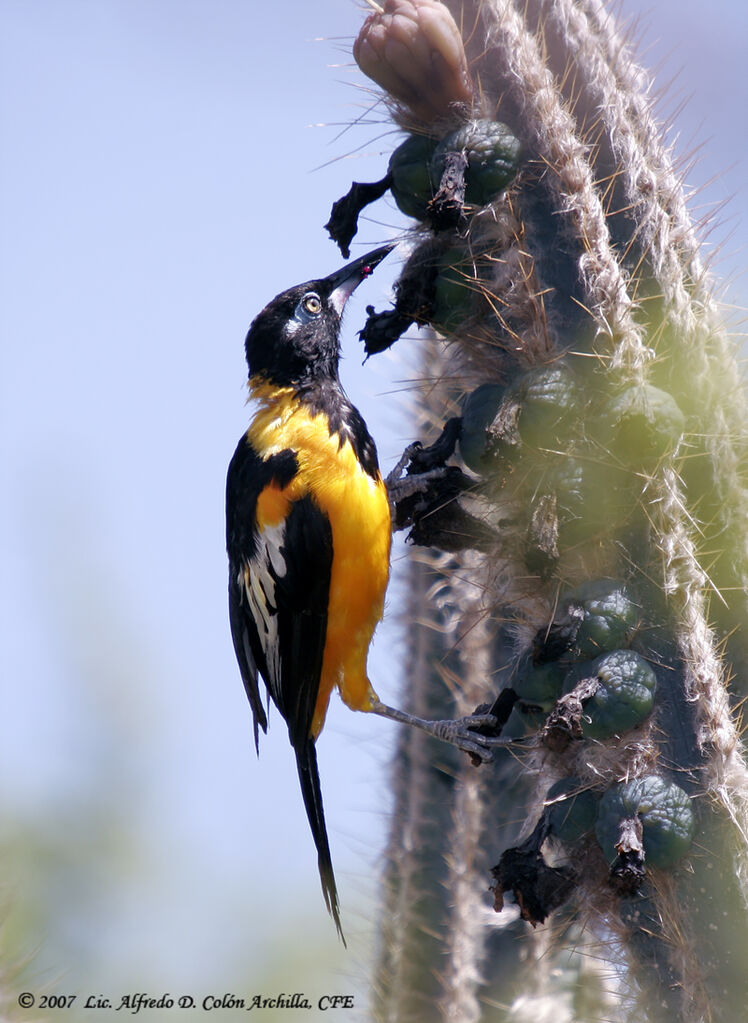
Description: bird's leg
xmin=386 ymin=464 xmax=448 ymax=508
xmin=369 ymin=698 xmax=509 ymax=764
xmin=385 ymin=416 xmax=464 ymax=510
xmin=385 ymin=440 xmax=425 ymax=488
xmin=385 ymin=418 xmax=500 ymax=552
xmin=385 ymin=416 xmax=462 ymax=485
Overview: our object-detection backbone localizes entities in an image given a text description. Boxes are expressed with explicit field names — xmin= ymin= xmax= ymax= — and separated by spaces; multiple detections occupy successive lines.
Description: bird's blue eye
xmin=295 ymin=292 xmax=322 ymax=322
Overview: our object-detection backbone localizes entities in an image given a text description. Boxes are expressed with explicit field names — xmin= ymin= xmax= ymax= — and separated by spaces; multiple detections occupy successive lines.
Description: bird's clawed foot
xmin=425 ymin=712 xmax=506 ymax=764
xmin=371 ymin=700 xmax=507 ymax=765
xmin=384 ymin=419 xmax=500 ymax=554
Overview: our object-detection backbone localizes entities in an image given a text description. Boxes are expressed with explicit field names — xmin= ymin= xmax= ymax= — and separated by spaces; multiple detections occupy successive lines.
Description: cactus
xmin=342 ymin=1 xmax=748 ymax=1021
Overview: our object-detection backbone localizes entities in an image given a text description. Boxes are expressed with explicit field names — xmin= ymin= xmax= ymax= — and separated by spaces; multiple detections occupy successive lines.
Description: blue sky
xmin=1 ymin=0 xmax=746 ymax=1015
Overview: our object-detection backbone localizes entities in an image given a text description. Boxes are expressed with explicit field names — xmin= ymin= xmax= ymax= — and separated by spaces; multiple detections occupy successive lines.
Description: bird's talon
xmin=431 ymin=716 xmax=501 ymax=764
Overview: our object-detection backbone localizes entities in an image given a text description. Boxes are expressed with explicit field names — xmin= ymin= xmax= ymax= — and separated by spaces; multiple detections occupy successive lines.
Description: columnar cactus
xmin=336 ymin=1 xmax=748 ymax=1021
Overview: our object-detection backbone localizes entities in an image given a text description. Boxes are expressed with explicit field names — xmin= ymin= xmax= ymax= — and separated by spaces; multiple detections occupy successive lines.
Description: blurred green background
xmin=1 ymin=1 xmax=745 ymax=1019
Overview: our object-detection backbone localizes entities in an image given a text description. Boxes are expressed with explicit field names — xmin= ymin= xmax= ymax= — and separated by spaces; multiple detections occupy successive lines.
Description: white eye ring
xmin=295 ymin=291 xmax=322 ymax=322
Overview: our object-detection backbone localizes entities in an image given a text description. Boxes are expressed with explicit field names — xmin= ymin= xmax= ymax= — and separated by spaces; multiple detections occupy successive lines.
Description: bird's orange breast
xmin=248 ymin=381 xmax=391 ymax=737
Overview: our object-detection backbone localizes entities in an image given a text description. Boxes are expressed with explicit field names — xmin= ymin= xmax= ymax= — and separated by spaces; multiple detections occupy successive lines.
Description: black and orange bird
xmin=226 ymin=245 xmax=498 ymax=939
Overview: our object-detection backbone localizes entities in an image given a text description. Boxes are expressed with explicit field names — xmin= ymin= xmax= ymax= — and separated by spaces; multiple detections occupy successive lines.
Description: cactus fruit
xmin=595 ymin=775 xmax=695 ymax=871
xmin=565 ymin=579 xmax=639 ymax=659
xmin=596 ymin=383 xmax=686 ymax=467
xmin=431 ymin=118 xmax=522 ymax=207
xmin=458 ymin=382 xmax=509 ymax=474
xmin=562 ymin=648 xmax=657 ymax=740
xmin=388 ymin=133 xmax=439 ymax=218
xmin=431 ymin=247 xmax=476 ymax=333
xmin=353 ymin=0 xmax=474 ymax=124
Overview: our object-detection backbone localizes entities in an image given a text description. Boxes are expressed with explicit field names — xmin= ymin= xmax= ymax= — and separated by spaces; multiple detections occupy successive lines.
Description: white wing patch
xmin=238 ymin=520 xmax=288 ymax=698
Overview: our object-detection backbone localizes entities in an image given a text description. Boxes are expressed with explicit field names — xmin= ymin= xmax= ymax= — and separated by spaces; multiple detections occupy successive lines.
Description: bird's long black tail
xmin=295 ymin=738 xmax=345 ymax=944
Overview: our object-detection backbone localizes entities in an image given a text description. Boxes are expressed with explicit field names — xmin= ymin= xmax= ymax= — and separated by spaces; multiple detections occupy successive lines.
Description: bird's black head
xmin=244 ymin=245 xmax=394 ymax=387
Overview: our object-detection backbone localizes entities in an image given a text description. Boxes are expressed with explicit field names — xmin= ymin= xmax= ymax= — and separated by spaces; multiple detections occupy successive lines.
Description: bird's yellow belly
xmin=311 ymin=452 xmax=391 ymax=735
xmin=248 ymin=389 xmax=391 ymax=737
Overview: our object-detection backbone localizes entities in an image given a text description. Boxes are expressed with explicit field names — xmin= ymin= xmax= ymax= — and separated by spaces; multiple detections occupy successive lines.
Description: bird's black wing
xmin=270 ymin=494 xmax=332 ymax=747
xmin=227 ymin=433 xmax=342 ymax=937
xmin=226 ymin=433 xmax=332 ymax=749
xmin=227 ymin=435 xmax=292 ymax=746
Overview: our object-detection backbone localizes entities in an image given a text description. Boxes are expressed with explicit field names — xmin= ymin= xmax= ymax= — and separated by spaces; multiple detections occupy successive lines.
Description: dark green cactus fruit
xmin=546 ymin=778 xmax=599 ymax=844
xmin=544 ymin=455 xmax=608 ymax=545
xmin=458 ymin=366 xmax=579 ymax=477
xmin=459 ymin=382 xmax=506 ymax=475
xmin=563 ymin=649 xmax=657 ymax=739
xmin=500 ymin=703 xmax=547 ymax=739
xmin=534 ymin=452 xmax=633 ymax=548
xmin=388 ymin=134 xmax=438 ymax=219
xmin=514 ymin=364 xmax=579 ymax=449
xmin=567 ymin=579 xmax=639 ymax=658
xmin=514 ymin=659 xmax=566 ymax=709
xmin=595 ymin=775 xmax=695 ymax=869
xmin=431 ymin=118 xmax=522 ymax=207
xmin=597 ymin=383 xmax=685 ymax=466
xmin=431 ymin=249 xmax=476 ymax=335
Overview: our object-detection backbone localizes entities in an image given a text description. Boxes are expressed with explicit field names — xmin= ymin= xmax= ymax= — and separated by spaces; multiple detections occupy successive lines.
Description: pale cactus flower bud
xmin=354 ymin=0 xmax=474 ymax=124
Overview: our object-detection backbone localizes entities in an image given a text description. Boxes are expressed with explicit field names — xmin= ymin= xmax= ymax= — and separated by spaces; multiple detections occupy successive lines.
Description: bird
xmin=226 ymin=245 xmax=501 ymax=939
xmin=225 ymin=245 xmax=395 ymax=939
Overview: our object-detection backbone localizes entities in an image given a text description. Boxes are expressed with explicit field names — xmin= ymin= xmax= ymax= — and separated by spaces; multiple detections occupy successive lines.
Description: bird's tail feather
xmin=295 ymin=739 xmax=345 ymax=945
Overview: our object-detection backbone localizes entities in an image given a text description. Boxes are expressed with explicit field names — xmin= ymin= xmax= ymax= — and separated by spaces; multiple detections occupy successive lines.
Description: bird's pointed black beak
xmin=327 ymin=244 xmax=395 ymax=316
